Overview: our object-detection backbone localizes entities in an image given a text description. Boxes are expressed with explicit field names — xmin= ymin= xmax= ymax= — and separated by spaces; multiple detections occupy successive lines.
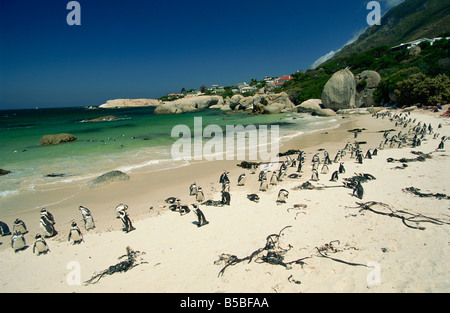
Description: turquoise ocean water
xmin=0 ymin=106 xmax=341 ymax=200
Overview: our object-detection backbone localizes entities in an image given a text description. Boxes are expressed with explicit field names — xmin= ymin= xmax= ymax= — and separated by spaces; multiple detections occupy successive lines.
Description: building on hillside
xmin=274 ymin=75 xmax=293 ymax=86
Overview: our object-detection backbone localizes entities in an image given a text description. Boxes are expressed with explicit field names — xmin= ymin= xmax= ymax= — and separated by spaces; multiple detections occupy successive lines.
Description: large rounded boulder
xmin=322 ymin=69 xmax=356 ymax=110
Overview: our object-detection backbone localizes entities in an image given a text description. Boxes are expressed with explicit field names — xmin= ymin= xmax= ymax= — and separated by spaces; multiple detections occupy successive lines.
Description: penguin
xmin=365 ymin=150 xmax=372 ymax=159
xmin=372 ymin=148 xmax=378 ymax=156
xmin=237 ymin=173 xmax=246 ymax=186
xmin=277 ymin=189 xmax=289 ymax=204
xmin=68 ymin=222 xmax=84 ymax=245
xmin=333 ymin=151 xmax=341 ymax=163
xmin=196 ymin=187 xmax=205 ymax=202
xmin=247 ymin=194 xmax=260 ymax=203
xmin=13 ymin=218 xmax=27 ymax=235
xmin=221 ymin=182 xmax=230 ymax=193
xmin=33 ymin=234 xmax=50 ymax=255
xmin=357 ymin=153 xmax=363 ymax=164
xmin=40 ymin=208 xmax=55 ymax=225
xmin=219 ymin=171 xmax=230 ymax=185
xmin=79 ymin=206 xmax=95 ymax=230
xmin=259 ymin=177 xmax=269 ymax=192
xmin=438 ymin=140 xmax=444 ymax=150
xmin=296 ymin=159 xmax=303 ymax=173
xmin=0 ymin=221 xmax=11 ymax=236
xmin=192 ymin=204 xmax=209 ymax=227
xmin=339 ymin=162 xmax=345 ymax=174
xmin=221 ymin=191 xmax=231 ymax=206
xmin=353 ymin=182 xmax=364 ymax=200
xmin=165 ymin=197 xmax=178 ymax=204
xmin=270 ymin=171 xmax=278 ymax=185
xmin=320 ymin=163 xmax=329 ymax=174
xmin=330 ymin=170 xmax=339 ymax=182
xmin=311 ymin=169 xmax=319 ymax=181
xmin=40 ymin=216 xmax=56 ymax=238
xmin=118 ymin=210 xmax=135 ymax=233
xmin=189 ymin=182 xmax=198 ymax=196
xmin=258 ymin=169 xmax=267 ymax=182
xmin=312 ymin=160 xmax=319 ymax=171
xmin=324 ymin=151 xmax=332 ymax=165
xmin=11 ymin=230 xmax=26 ymax=252
xmin=277 ymin=168 xmax=287 ymax=182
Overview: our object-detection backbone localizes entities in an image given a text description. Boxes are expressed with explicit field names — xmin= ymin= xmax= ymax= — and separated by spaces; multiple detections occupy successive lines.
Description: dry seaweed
xmin=351 ymin=201 xmax=450 ymax=230
xmin=84 ymin=246 xmax=147 ymax=285
xmin=403 ymin=187 xmax=450 ymax=200
xmin=277 ymin=150 xmax=302 ymax=157
xmin=236 ymin=161 xmax=262 ymax=169
xmin=387 ymin=151 xmax=432 ymax=164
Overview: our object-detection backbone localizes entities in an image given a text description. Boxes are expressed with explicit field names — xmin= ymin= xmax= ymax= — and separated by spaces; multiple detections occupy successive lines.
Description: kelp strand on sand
xmin=84 ymin=247 xmax=147 ymax=286
xmin=403 ymin=187 xmax=450 ymax=200
xmin=351 ymin=201 xmax=450 ymax=230
xmin=216 ymin=227 xmax=366 ymax=277
xmin=387 ymin=151 xmax=432 ymax=164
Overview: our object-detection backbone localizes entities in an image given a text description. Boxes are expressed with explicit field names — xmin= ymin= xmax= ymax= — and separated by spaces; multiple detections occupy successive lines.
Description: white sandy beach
xmin=0 ymin=107 xmax=449 ymax=293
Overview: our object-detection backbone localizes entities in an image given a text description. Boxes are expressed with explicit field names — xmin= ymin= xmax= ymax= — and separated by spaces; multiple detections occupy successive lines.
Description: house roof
xmin=278 ymin=75 xmax=293 ymax=81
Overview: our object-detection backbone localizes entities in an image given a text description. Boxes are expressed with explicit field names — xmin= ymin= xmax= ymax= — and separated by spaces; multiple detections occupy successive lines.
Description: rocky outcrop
xmin=313 ymin=108 xmax=337 ymax=117
xmin=154 ymin=95 xmax=224 ymax=115
xmin=0 ymin=169 xmax=11 ymax=176
xmin=39 ymin=133 xmax=77 ymax=146
xmin=86 ymin=170 xmax=130 ymax=188
xmin=322 ymin=69 xmax=356 ymax=110
xmin=355 ymin=70 xmax=381 ymax=108
xmin=99 ymin=99 xmax=161 ymax=108
xmin=297 ymin=99 xmax=323 ymax=113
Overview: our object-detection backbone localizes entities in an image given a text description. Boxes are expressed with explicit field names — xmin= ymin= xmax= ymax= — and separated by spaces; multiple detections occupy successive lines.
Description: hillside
xmin=332 ymin=0 xmax=450 ymax=60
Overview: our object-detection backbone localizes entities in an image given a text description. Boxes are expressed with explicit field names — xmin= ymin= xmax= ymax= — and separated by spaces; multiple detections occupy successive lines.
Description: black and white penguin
xmin=13 ymin=218 xmax=27 ymax=235
xmin=247 ymin=194 xmax=260 ymax=203
xmin=339 ymin=162 xmax=346 ymax=174
xmin=310 ymin=169 xmax=319 ymax=181
xmin=118 ymin=209 xmax=135 ymax=233
xmin=259 ymin=177 xmax=269 ymax=192
xmin=68 ymin=222 xmax=84 ymax=244
xmin=196 ymin=187 xmax=205 ymax=202
xmin=11 ymin=230 xmax=26 ymax=252
xmin=330 ymin=171 xmax=339 ymax=182
xmin=353 ymin=182 xmax=364 ymax=200
xmin=277 ymin=189 xmax=289 ymax=203
xmin=192 ymin=204 xmax=209 ymax=227
xmin=222 ymin=181 xmax=230 ymax=193
xmin=189 ymin=182 xmax=198 ymax=196
xmin=219 ymin=171 xmax=230 ymax=185
xmin=237 ymin=173 xmax=246 ymax=186
xmin=33 ymin=233 xmax=50 ymax=255
xmin=79 ymin=206 xmax=95 ymax=230
xmin=365 ymin=150 xmax=372 ymax=159
xmin=221 ymin=191 xmax=231 ymax=206
xmin=40 ymin=208 xmax=55 ymax=225
xmin=0 ymin=221 xmax=11 ymax=236
xmin=40 ymin=216 xmax=56 ymax=238
xmin=438 ymin=140 xmax=445 ymax=150
xmin=258 ymin=169 xmax=268 ymax=182
xmin=372 ymin=148 xmax=378 ymax=156
xmin=270 ymin=171 xmax=278 ymax=185
xmin=320 ymin=163 xmax=329 ymax=174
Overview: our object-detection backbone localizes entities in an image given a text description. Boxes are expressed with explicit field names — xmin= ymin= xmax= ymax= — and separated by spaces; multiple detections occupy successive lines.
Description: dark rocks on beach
xmin=0 ymin=169 xmax=11 ymax=176
xmin=39 ymin=133 xmax=77 ymax=146
xmin=86 ymin=170 xmax=130 ymax=188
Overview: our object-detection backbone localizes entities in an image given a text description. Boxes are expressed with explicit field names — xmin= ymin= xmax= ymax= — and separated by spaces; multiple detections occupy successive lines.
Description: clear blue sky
xmin=0 ymin=0 xmax=402 ymax=109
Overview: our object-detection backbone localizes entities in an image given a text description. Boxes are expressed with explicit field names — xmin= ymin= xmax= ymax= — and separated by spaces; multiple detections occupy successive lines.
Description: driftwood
xmin=352 ymin=201 xmax=450 ymax=230
xmin=403 ymin=187 xmax=450 ymax=200
xmin=84 ymin=247 xmax=147 ymax=285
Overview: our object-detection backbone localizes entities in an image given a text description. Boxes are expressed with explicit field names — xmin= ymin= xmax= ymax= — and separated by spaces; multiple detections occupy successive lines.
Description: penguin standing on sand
xmin=0 ymin=221 xmax=11 ymax=236
xmin=33 ymin=234 xmax=50 ymax=255
xmin=11 ymin=230 xmax=26 ymax=252
xmin=353 ymin=181 xmax=364 ymax=200
xmin=118 ymin=210 xmax=135 ymax=233
xmin=221 ymin=181 xmax=230 ymax=193
xmin=219 ymin=171 xmax=230 ymax=185
xmin=259 ymin=177 xmax=269 ymax=192
xmin=40 ymin=208 xmax=55 ymax=225
xmin=221 ymin=191 xmax=231 ymax=206
xmin=68 ymin=222 xmax=84 ymax=244
xmin=320 ymin=163 xmax=329 ymax=174
xmin=13 ymin=218 xmax=27 ymax=235
xmin=40 ymin=216 xmax=56 ymax=238
xmin=339 ymin=162 xmax=345 ymax=174
xmin=79 ymin=206 xmax=95 ymax=230
xmin=189 ymin=182 xmax=198 ymax=196
xmin=330 ymin=171 xmax=339 ymax=182
xmin=196 ymin=187 xmax=205 ymax=202
xmin=277 ymin=189 xmax=289 ymax=204
xmin=192 ymin=204 xmax=209 ymax=227
xmin=237 ymin=174 xmax=246 ymax=186
xmin=311 ymin=169 xmax=319 ymax=181
xmin=270 ymin=171 xmax=278 ymax=185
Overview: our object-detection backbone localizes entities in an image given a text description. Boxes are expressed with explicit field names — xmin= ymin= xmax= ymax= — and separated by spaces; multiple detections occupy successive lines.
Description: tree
xmin=395 ymin=73 xmax=450 ymax=106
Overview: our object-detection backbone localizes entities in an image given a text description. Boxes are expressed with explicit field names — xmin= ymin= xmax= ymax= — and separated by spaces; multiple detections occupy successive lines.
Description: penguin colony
xmin=1 ymin=110 xmax=447 ymax=255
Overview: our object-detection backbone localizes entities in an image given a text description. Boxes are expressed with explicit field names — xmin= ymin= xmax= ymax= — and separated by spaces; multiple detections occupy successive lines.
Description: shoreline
xmin=0 ymin=107 xmax=449 ymax=292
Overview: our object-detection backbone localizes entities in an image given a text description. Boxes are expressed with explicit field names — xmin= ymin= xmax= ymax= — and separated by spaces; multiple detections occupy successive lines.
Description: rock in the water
xmin=312 ymin=108 xmax=337 ymax=117
xmin=297 ymin=99 xmax=323 ymax=113
xmin=39 ymin=133 xmax=77 ymax=146
xmin=86 ymin=170 xmax=130 ymax=188
xmin=322 ymin=69 xmax=356 ymax=110
xmin=99 ymin=99 xmax=161 ymax=108
xmin=0 ymin=169 xmax=11 ymax=176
